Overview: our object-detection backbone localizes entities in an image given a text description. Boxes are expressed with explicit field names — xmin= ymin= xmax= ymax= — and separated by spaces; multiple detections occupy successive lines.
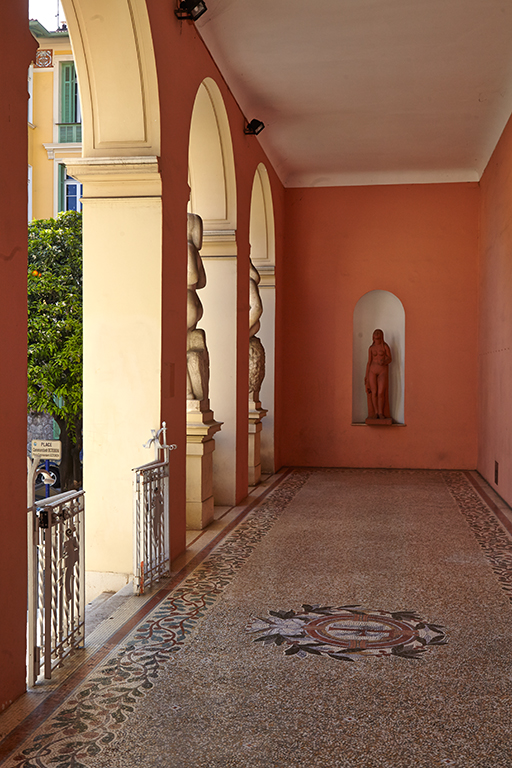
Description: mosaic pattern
xmin=4 ymin=470 xmax=512 ymax=768
xmin=246 ymin=605 xmax=447 ymax=662
xmin=6 ymin=471 xmax=310 ymax=768
xmin=34 ymin=50 xmax=53 ymax=68
xmin=443 ymin=472 xmax=512 ymax=601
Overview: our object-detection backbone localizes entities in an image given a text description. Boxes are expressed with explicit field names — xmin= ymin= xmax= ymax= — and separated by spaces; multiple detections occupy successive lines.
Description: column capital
xmin=64 ymin=156 xmax=161 ymax=199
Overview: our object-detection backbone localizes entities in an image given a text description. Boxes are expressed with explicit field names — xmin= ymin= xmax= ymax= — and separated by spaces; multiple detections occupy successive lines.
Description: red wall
xmin=478 ymin=115 xmax=512 ymax=505
xmin=277 ymin=183 xmax=479 ymax=469
xmin=0 ymin=5 xmax=37 ymax=710
xmin=146 ymin=3 xmax=285 ymax=555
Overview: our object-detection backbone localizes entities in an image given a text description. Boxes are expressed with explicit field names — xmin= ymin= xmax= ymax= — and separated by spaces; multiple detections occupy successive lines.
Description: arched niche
xmin=352 ymin=290 xmax=405 ymax=424
xmin=188 ymin=78 xmax=236 ymax=232
xmin=249 ymin=163 xmax=276 ymax=473
xmin=62 ymin=0 xmax=160 ymax=157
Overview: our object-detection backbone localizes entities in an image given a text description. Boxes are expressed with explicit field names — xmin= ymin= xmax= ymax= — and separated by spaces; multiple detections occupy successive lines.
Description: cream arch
xmin=249 ymin=163 xmax=276 ymax=473
xmin=188 ymin=77 xmax=236 ymax=237
xmin=249 ymin=163 xmax=275 ymax=269
xmin=61 ymin=0 xmax=160 ymax=157
xmin=188 ymin=78 xmax=238 ymax=505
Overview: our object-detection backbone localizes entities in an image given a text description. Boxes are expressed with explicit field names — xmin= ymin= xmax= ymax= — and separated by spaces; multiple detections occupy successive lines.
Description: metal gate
xmin=27 ymin=490 xmax=85 ymax=686
xmin=133 ymin=423 xmax=176 ymax=595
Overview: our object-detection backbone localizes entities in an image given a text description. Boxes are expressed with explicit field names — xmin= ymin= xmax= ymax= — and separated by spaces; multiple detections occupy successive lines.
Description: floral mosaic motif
xmin=34 ymin=49 xmax=53 ymax=68
xmin=246 ymin=605 xmax=447 ymax=662
xmin=8 ymin=471 xmax=310 ymax=768
xmin=443 ymin=472 xmax=512 ymax=602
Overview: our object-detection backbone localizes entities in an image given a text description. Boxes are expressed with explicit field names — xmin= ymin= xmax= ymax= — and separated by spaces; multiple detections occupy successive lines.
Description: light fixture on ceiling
xmin=244 ymin=119 xmax=265 ymax=136
xmin=175 ymin=0 xmax=207 ymax=21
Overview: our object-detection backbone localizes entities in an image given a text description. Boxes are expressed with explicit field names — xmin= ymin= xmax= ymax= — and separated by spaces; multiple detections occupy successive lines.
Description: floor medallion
xmin=246 ymin=604 xmax=448 ymax=662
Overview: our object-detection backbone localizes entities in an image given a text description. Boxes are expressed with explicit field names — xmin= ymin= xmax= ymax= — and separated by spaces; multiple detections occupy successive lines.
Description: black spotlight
xmin=175 ymin=0 xmax=207 ymax=21
xmin=244 ymin=119 xmax=265 ymax=136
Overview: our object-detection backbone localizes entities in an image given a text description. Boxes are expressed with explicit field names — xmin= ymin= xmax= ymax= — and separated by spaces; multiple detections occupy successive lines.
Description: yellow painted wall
xmin=29 ymin=32 xmax=80 ymax=221
xmin=31 ymin=68 xmax=54 ymax=220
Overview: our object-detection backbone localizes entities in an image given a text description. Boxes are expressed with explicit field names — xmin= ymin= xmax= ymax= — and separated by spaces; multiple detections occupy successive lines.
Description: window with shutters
xmin=59 ymin=62 xmax=82 ymax=143
xmin=58 ymin=164 xmax=82 ymax=213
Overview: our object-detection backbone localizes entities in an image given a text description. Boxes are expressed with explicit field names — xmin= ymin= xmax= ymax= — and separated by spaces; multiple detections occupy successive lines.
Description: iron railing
xmin=27 ymin=490 xmax=85 ymax=686
xmin=133 ymin=423 xmax=176 ymax=595
xmin=133 ymin=460 xmax=169 ymax=595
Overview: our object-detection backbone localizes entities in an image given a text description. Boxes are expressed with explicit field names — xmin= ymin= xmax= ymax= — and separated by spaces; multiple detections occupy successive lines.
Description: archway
xmin=352 ymin=290 xmax=405 ymax=424
xmin=188 ymin=78 xmax=238 ymax=508
xmin=61 ymin=0 xmax=163 ymax=599
xmin=249 ymin=163 xmax=276 ymax=474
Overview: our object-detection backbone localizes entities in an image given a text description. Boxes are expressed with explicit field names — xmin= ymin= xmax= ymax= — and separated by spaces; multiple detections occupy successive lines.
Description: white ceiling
xmin=197 ymin=0 xmax=512 ymax=187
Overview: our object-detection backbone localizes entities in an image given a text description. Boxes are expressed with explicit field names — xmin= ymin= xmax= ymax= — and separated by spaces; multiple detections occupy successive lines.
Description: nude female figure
xmin=365 ymin=329 xmax=392 ymax=419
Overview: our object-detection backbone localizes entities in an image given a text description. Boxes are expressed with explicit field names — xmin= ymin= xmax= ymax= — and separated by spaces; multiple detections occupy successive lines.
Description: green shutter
xmin=58 ymin=124 xmax=82 ymax=143
xmin=60 ymin=62 xmax=76 ymax=124
xmin=58 ymin=164 xmax=66 ymax=212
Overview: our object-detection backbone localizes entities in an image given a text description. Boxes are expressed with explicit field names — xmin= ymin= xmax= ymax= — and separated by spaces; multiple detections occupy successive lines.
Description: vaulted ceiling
xmin=197 ymin=0 xmax=512 ymax=187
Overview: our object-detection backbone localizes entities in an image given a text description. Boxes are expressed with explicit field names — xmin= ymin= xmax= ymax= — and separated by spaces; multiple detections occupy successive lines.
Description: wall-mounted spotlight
xmin=175 ymin=0 xmax=207 ymax=21
xmin=244 ymin=119 xmax=265 ymax=136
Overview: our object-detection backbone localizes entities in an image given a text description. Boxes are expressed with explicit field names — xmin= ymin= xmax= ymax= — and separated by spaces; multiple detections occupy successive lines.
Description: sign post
xmin=28 ymin=440 xmax=62 ymax=508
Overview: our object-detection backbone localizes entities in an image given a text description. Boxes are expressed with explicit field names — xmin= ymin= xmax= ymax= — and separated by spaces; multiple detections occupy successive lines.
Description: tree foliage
xmin=28 ymin=211 xmax=83 ymax=490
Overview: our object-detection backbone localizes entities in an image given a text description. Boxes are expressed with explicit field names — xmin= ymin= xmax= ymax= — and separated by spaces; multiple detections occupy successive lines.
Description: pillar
xmin=66 ymin=156 xmax=163 ymax=600
xmin=248 ymin=399 xmax=268 ymax=486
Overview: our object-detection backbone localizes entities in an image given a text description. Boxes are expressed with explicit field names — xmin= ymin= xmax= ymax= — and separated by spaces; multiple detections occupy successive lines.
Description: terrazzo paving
xmin=1 ymin=469 xmax=512 ymax=767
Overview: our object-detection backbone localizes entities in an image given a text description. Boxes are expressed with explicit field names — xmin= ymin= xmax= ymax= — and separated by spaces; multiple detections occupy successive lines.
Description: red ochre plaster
xmin=278 ymin=183 xmax=480 ymax=470
xmin=0 ymin=5 xmax=37 ymax=711
xmin=479 ymin=112 xmax=512 ymax=507
xmin=146 ymin=2 xmax=286 ymax=553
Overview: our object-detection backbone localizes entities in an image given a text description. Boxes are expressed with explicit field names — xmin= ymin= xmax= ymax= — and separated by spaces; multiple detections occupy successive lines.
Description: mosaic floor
xmin=1 ymin=469 xmax=512 ymax=767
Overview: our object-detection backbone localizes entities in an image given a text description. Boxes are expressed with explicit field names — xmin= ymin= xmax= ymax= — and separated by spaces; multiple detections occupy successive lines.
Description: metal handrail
xmin=27 ymin=489 xmax=85 ymax=686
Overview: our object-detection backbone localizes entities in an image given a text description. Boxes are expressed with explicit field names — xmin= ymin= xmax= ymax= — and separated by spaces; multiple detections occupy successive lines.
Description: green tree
xmin=28 ymin=211 xmax=83 ymax=491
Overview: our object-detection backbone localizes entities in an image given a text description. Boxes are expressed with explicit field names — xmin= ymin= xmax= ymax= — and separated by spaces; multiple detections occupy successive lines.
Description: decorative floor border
xmin=3 ymin=469 xmax=512 ymax=768
xmin=1 ymin=470 xmax=311 ymax=768
xmin=443 ymin=471 xmax=512 ymax=601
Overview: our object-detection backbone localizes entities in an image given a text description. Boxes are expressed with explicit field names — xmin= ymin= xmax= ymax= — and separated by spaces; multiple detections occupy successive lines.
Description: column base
xmin=186 ymin=403 xmax=222 ymax=530
xmin=248 ymin=400 xmax=268 ymax=487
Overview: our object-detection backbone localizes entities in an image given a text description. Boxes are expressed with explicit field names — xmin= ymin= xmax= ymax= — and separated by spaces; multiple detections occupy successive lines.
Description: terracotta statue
xmin=248 ymin=259 xmax=265 ymax=402
xmin=365 ymin=328 xmax=392 ymax=422
xmin=187 ymin=213 xmax=210 ymax=402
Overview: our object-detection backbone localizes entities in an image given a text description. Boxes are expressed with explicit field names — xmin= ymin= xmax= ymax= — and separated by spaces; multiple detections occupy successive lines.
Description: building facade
xmin=28 ymin=21 xmax=82 ymax=221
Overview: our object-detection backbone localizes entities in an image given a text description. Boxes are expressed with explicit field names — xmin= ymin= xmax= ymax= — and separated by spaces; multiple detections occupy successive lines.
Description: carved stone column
xmin=186 ymin=401 xmax=222 ymax=529
xmin=186 ymin=214 xmax=222 ymax=529
xmin=248 ymin=262 xmax=267 ymax=486
xmin=248 ymin=397 xmax=268 ymax=486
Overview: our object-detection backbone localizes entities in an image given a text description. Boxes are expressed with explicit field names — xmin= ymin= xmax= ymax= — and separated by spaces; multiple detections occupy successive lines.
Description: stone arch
xmin=61 ymin=0 xmax=160 ymax=157
xmin=249 ymin=163 xmax=276 ymax=474
xmin=187 ymin=78 xmax=238 ymax=509
xmin=188 ymin=77 xmax=236 ymax=232
xmin=352 ymin=290 xmax=405 ymax=424
xmin=249 ymin=163 xmax=275 ymax=268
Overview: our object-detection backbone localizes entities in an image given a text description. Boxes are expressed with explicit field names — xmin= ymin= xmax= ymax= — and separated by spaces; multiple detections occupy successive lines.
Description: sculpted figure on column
xmin=248 ymin=259 xmax=265 ymax=402
xmin=365 ymin=329 xmax=392 ymax=421
xmin=187 ymin=213 xmax=210 ymax=403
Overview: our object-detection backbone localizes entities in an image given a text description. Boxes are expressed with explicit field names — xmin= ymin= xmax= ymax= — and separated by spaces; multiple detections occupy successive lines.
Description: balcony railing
xmin=27 ymin=489 xmax=85 ymax=686
xmin=133 ymin=423 xmax=176 ymax=595
xmin=58 ymin=123 xmax=82 ymax=143
xmin=133 ymin=459 xmax=170 ymax=595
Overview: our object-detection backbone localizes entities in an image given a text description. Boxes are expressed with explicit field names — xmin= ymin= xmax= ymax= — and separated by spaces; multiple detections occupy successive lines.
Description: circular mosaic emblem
xmin=246 ymin=604 xmax=447 ymax=662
